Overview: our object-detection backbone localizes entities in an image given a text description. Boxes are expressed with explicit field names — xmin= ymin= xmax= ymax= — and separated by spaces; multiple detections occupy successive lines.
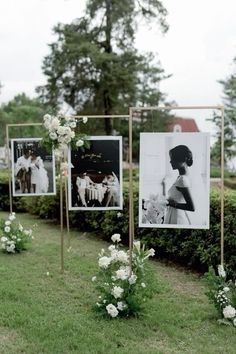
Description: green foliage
xmin=0 ymin=93 xmax=46 ymax=146
xmin=0 ymin=213 xmax=34 ymax=253
xmin=37 ymin=0 xmax=171 ymax=135
xmin=93 ymin=237 xmax=155 ymax=318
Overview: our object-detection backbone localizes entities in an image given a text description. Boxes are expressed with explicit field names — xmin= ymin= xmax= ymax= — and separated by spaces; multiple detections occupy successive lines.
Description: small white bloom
xmin=223 ymin=287 xmax=230 ymax=293
xmin=117 ymin=301 xmax=127 ymax=311
xmin=96 ymin=302 xmax=101 ymax=307
xmin=92 ymin=276 xmax=97 ymax=282
xmin=50 ymin=117 xmax=60 ymax=130
xmin=5 ymin=220 xmax=11 ymax=226
xmin=111 ymin=286 xmax=124 ymax=299
xmin=111 ymin=233 xmax=121 ymax=243
xmin=76 ymin=139 xmax=84 ymax=147
xmin=46 ymin=272 xmax=50 ymax=276
xmin=218 ymin=264 xmax=226 ymax=278
xmin=43 ymin=114 xmax=52 ymax=121
xmin=233 ymin=318 xmax=236 ymax=327
xmin=9 ymin=213 xmax=16 ymax=221
xmin=141 ymin=282 xmax=146 ymax=288
xmin=223 ymin=305 xmax=236 ymax=319
xmin=18 ymin=223 xmax=23 ymax=232
xmin=148 ymin=248 xmax=155 ymax=257
xmin=106 ymin=303 xmax=119 ymax=318
xmin=115 ymin=267 xmax=129 ymax=280
xmin=69 ymin=121 xmax=76 ymax=128
xmin=1 ymin=236 xmax=8 ymax=242
xmin=98 ymin=256 xmax=111 ymax=269
xmin=82 ymin=116 xmax=88 ymax=124
xmin=49 ymin=132 xmax=58 ymax=140
xmin=116 ymin=250 xmax=129 ymax=264
xmin=17 ymin=238 xmax=21 ymax=242
xmin=128 ymin=274 xmax=137 ymax=285
xmin=12 ymin=235 xmax=17 ymax=240
xmin=117 ymin=212 xmax=122 ymax=218
xmin=4 ymin=226 xmax=10 ymax=233
xmin=133 ymin=240 xmax=141 ymax=251
xmin=108 ymin=245 xmax=116 ymax=252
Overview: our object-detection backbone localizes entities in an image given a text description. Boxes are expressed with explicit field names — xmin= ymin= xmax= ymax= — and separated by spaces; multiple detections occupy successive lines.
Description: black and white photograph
xmin=11 ymin=138 xmax=56 ymax=196
xmin=68 ymin=136 xmax=123 ymax=210
xmin=139 ymin=133 xmax=210 ymax=229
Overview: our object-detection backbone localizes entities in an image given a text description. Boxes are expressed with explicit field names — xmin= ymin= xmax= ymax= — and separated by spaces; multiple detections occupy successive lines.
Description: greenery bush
xmin=0 ymin=170 xmax=235 ymax=277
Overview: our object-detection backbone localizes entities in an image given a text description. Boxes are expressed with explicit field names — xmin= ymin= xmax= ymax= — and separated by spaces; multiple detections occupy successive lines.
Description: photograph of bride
xmin=139 ymin=132 xmax=210 ymax=229
xmin=11 ymin=138 xmax=56 ymax=196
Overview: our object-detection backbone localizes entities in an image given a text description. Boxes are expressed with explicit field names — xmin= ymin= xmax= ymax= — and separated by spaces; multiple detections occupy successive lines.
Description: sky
xmin=0 ymin=0 xmax=235 ymax=134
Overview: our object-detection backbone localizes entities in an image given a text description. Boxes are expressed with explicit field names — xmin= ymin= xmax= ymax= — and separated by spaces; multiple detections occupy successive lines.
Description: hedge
xmin=0 ymin=174 xmax=235 ymax=277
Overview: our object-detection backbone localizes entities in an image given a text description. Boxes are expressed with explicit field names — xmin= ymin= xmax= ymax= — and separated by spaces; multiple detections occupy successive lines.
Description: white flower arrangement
xmin=42 ymin=113 xmax=88 ymax=157
xmin=92 ymin=234 xmax=155 ymax=318
xmin=0 ymin=213 xmax=34 ymax=253
xmin=205 ymin=265 xmax=236 ymax=327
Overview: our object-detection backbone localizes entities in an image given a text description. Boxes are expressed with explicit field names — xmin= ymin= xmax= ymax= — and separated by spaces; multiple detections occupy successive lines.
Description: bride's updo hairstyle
xmin=170 ymin=145 xmax=193 ymax=167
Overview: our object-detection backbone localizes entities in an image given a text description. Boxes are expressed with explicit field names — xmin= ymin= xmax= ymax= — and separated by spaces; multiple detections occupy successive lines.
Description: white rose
xmin=111 ymin=286 xmax=124 ymax=299
xmin=57 ymin=126 xmax=66 ymax=136
xmin=106 ymin=303 xmax=118 ymax=318
xmin=69 ymin=121 xmax=76 ymax=128
xmin=128 ymin=274 xmax=137 ymax=285
xmin=82 ymin=116 xmax=88 ymax=124
xmin=4 ymin=226 xmax=10 ymax=233
xmin=49 ymin=132 xmax=58 ymax=140
xmin=218 ymin=265 xmax=226 ymax=278
xmin=98 ymin=256 xmax=111 ymax=269
xmin=223 ymin=305 xmax=236 ymax=319
xmin=117 ymin=301 xmax=127 ymax=311
xmin=115 ymin=267 xmax=129 ymax=280
xmin=70 ymin=131 xmax=75 ymax=139
xmin=76 ymin=139 xmax=84 ymax=147
xmin=50 ymin=117 xmax=60 ymax=130
xmin=108 ymin=245 xmax=116 ymax=252
xmin=111 ymin=233 xmax=121 ymax=243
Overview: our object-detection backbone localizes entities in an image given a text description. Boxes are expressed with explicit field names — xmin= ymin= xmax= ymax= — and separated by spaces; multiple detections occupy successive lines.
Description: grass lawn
xmin=0 ymin=212 xmax=235 ymax=354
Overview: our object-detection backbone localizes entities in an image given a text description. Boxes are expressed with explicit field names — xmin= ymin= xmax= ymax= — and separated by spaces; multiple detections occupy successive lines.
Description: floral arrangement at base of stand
xmin=42 ymin=113 xmax=89 ymax=158
xmin=0 ymin=213 xmax=34 ymax=253
xmin=92 ymin=233 xmax=155 ymax=318
xmin=204 ymin=265 xmax=236 ymax=327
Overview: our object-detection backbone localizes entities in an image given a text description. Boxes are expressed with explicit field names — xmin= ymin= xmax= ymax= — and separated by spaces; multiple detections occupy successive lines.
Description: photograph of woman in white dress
xmin=11 ymin=138 xmax=56 ymax=196
xmin=139 ymin=132 xmax=210 ymax=229
xmin=163 ymin=145 xmax=195 ymax=225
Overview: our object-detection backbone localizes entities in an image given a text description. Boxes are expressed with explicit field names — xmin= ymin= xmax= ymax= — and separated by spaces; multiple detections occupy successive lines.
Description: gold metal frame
xmin=129 ymin=105 xmax=225 ymax=266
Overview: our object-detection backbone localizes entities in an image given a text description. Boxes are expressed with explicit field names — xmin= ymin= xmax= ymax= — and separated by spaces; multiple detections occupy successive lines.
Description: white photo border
xmin=68 ymin=136 xmax=123 ymax=211
xmin=139 ymin=132 xmax=210 ymax=229
xmin=11 ymin=137 xmax=56 ymax=197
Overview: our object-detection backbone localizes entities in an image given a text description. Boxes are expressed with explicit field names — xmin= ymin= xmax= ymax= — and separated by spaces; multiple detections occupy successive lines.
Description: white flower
xmin=24 ymin=229 xmax=32 ymax=236
xmin=141 ymin=282 xmax=146 ymax=288
xmin=128 ymin=274 xmax=137 ymax=285
xmin=1 ymin=236 xmax=8 ymax=242
xmin=115 ymin=267 xmax=130 ymax=280
xmin=108 ymin=245 xmax=116 ymax=252
xmin=223 ymin=287 xmax=230 ymax=293
xmin=116 ymin=250 xmax=129 ymax=264
xmin=46 ymin=272 xmax=50 ymax=276
xmin=49 ymin=132 xmax=58 ymax=140
xmin=91 ymin=276 xmax=97 ymax=282
xmin=117 ymin=301 xmax=127 ymax=311
xmin=50 ymin=117 xmax=60 ymax=130
xmin=148 ymin=248 xmax=155 ymax=257
xmin=233 ymin=318 xmax=236 ymax=327
xmin=96 ymin=302 xmax=101 ymax=307
xmin=69 ymin=121 xmax=76 ymax=128
xmin=43 ymin=114 xmax=52 ymax=121
xmin=4 ymin=226 xmax=10 ymax=233
xmin=82 ymin=116 xmax=88 ymax=124
xmin=1 ymin=244 xmax=6 ymax=249
xmin=17 ymin=238 xmax=21 ymax=242
xmin=106 ymin=304 xmax=118 ymax=318
xmin=223 ymin=305 xmax=236 ymax=319
xmin=18 ymin=223 xmax=23 ymax=232
xmin=9 ymin=213 xmax=16 ymax=221
xmin=54 ymin=148 xmax=64 ymax=159
xmin=218 ymin=265 xmax=226 ymax=278
xmin=5 ymin=220 xmax=11 ymax=226
xmin=111 ymin=233 xmax=121 ymax=243
xmin=76 ymin=139 xmax=84 ymax=147
xmin=111 ymin=286 xmax=124 ymax=299
xmin=117 ymin=212 xmax=122 ymax=218
xmin=98 ymin=256 xmax=111 ymax=269
xmin=12 ymin=235 xmax=17 ymax=240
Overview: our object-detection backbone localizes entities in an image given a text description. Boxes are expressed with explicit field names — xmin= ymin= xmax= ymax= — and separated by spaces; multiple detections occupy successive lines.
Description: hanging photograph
xmin=139 ymin=132 xmax=210 ymax=229
xmin=11 ymin=138 xmax=56 ymax=196
xmin=68 ymin=136 xmax=123 ymax=210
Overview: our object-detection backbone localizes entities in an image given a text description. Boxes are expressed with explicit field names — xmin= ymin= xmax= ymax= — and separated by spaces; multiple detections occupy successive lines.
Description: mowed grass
xmin=0 ymin=212 xmax=235 ymax=354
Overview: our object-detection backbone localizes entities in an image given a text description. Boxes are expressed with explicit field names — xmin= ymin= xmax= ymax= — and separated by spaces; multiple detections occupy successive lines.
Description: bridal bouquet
xmin=42 ymin=113 xmax=89 ymax=157
xmin=0 ymin=213 xmax=34 ymax=253
xmin=204 ymin=265 xmax=236 ymax=327
xmin=92 ymin=234 xmax=155 ymax=318
xmin=142 ymin=194 xmax=167 ymax=224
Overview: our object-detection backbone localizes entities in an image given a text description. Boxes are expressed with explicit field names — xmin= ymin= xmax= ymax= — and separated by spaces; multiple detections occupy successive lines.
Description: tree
xmin=0 ymin=93 xmax=46 ymax=146
xmin=37 ymin=0 xmax=171 ymax=135
xmin=211 ymin=57 xmax=236 ymax=166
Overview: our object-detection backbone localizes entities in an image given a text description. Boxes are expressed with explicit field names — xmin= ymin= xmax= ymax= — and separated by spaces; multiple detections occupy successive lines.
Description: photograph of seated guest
xmin=68 ymin=137 xmax=122 ymax=211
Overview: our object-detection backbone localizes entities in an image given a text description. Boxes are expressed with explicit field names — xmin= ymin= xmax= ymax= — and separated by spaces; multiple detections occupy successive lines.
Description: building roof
xmin=168 ymin=117 xmax=199 ymax=132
